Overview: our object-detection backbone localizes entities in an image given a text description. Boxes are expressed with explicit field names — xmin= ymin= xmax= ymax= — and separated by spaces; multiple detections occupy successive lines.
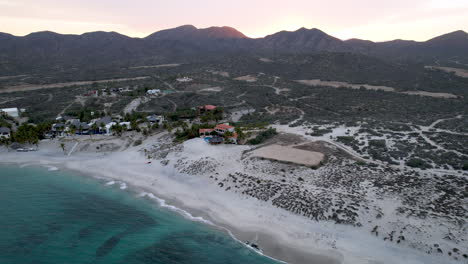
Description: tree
xmin=12 ymin=124 xmax=39 ymax=145
xmin=69 ymin=125 xmax=76 ymax=138
xmin=91 ymin=123 xmax=98 ymax=135
xmin=130 ymin=120 xmax=139 ymax=131
xmin=60 ymin=143 xmax=66 ymax=154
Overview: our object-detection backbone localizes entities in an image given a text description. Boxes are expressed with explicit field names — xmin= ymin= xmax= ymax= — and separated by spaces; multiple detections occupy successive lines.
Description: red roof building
xmin=198 ymin=105 xmax=217 ymax=115
xmin=199 ymin=128 xmax=214 ymax=137
xmin=215 ymin=124 xmax=235 ymax=134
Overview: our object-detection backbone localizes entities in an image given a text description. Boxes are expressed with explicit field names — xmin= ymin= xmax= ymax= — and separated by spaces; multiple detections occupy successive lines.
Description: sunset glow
xmin=0 ymin=0 xmax=467 ymax=41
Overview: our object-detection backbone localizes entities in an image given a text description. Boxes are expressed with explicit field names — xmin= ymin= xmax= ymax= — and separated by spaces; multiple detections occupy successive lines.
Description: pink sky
xmin=0 ymin=0 xmax=467 ymax=41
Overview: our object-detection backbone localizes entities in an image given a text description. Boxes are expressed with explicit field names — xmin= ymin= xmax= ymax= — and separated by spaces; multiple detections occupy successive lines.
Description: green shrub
xmin=247 ymin=128 xmax=277 ymax=145
xmin=406 ymin=158 xmax=427 ymax=168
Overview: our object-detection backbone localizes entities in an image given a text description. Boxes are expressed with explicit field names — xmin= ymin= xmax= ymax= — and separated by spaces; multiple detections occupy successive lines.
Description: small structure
xmin=198 ymin=105 xmax=217 ymax=115
xmin=68 ymin=120 xmax=90 ymax=135
xmin=0 ymin=108 xmax=19 ymax=118
xmin=199 ymin=128 xmax=214 ymax=137
xmin=56 ymin=115 xmax=76 ymax=122
xmin=176 ymin=77 xmax=193 ymax=82
xmin=84 ymin=90 xmax=98 ymax=97
xmin=147 ymin=89 xmax=161 ymax=95
xmin=214 ymin=124 xmax=235 ymax=135
xmin=0 ymin=127 xmax=11 ymax=138
xmin=226 ymin=132 xmax=238 ymax=144
xmin=147 ymin=115 xmax=164 ymax=124
xmin=51 ymin=123 xmax=66 ymax=137
xmin=119 ymin=122 xmax=131 ymax=131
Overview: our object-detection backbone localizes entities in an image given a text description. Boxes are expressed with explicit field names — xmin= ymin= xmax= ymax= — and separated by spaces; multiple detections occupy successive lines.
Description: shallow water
xmin=0 ymin=166 xmax=279 ymax=264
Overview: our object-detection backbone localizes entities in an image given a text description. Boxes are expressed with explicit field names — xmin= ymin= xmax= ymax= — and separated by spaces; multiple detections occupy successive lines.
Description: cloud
xmin=426 ymin=0 xmax=468 ymax=9
xmin=0 ymin=0 xmax=21 ymax=6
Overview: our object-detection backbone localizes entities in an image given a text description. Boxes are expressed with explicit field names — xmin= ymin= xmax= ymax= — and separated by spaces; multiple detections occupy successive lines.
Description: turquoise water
xmin=0 ymin=166 xmax=279 ymax=264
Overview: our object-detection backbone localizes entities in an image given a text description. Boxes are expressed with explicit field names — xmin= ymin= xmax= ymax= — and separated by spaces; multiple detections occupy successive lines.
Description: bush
xmin=337 ymin=136 xmax=355 ymax=144
xmin=247 ymin=128 xmax=277 ymax=145
xmin=406 ymin=158 xmax=427 ymax=168
xmin=463 ymin=162 xmax=468 ymax=171
xmin=369 ymin=139 xmax=386 ymax=148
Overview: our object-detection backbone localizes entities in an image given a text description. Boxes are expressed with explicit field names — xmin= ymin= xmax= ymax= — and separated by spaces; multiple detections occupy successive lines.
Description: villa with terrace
xmin=199 ymin=123 xmax=238 ymax=144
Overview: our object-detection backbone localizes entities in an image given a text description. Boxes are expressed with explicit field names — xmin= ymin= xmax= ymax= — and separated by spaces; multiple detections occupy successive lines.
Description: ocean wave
xmin=137 ymin=191 xmax=286 ymax=263
xmin=105 ymin=180 xmax=116 ymax=186
xmin=139 ymin=192 xmax=213 ymax=225
xmin=46 ymin=166 xmax=59 ymax=171
xmin=119 ymin=182 xmax=127 ymax=190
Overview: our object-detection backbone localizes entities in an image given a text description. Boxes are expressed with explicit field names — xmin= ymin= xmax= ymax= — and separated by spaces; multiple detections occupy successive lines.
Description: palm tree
xmin=60 ymin=143 xmax=66 ymax=154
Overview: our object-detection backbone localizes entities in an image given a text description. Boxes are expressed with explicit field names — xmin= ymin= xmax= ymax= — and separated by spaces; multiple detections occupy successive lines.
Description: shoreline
xmin=0 ymin=153 xmax=342 ymax=264
xmin=0 ymin=135 xmax=461 ymax=264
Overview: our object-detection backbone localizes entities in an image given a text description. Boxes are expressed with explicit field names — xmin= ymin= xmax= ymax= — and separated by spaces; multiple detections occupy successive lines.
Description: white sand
xmin=296 ymin=80 xmax=396 ymax=92
xmin=129 ymin=64 xmax=181 ymax=69
xmin=401 ymin=91 xmax=458 ymax=99
xmin=0 ymin=136 xmax=457 ymax=264
xmin=296 ymin=79 xmax=459 ymax=98
xmin=234 ymin=75 xmax=258 ymax=82
xmin=425 ymin=66 xmax=468 ymax=78
xmin=0 ymin=77 xmax=150 ymax=93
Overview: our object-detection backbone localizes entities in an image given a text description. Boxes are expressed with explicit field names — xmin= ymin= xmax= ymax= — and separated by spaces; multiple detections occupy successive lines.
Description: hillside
xmin=0 ymin=26 xmax=467 ymax=76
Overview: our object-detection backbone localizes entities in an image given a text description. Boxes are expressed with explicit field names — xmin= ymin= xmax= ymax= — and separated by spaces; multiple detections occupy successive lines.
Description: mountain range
xmin=1 ymin=25 xmax=467 ymax=74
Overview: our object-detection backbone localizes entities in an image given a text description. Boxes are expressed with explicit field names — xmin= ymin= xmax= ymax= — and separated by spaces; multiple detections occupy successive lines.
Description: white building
xmin=147 ymin=89 xmax=161 ymax=95
xmin=1 ymin=108 xmax=20 ymax=118
xmin=176 ymin=77 xmax=193 ymax=82
xmin=0 ymin=127 xmax=11 ymax=138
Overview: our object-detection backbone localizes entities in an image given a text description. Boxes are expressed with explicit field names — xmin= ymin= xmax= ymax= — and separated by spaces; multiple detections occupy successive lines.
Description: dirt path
xmin=0 ymin=97 xmax=22 ymax=105
xmin=248 ymin=77 xmax=290 ymax=95
xmin=166 ymin=98 xmax=177 ymax=112
xmin=59 ymin=96 xmax=82 ymax=115
xmin=0 ymin=76 xmax=150 ymax=94
xmin=46 ymin=93 xmax=53 ymax=103
xmin=154 ymin=76 xmax=176 ymax=91
xmin=124 ymin=97 xmax=149 ymax=114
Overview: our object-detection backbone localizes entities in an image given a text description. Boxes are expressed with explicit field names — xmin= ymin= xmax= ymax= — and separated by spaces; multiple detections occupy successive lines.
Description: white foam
xmin=105 ymin=180 xmax=116 ymax=186
xmin=140 ymin=191 xmax=213 ymax=225
xmin=119 ymin=182 xmax=127 ymax=190
xmin=137 ymin=191 xmax=286 ymax=263
xmin=46 ymin=166 xmax=58 ymax=171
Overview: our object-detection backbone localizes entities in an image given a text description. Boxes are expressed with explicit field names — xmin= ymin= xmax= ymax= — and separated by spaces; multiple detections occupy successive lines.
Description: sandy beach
xmin=0 ymin=134 xmax=461 ymax=264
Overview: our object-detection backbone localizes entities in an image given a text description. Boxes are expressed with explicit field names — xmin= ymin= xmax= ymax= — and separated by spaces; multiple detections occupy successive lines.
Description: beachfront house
xmin=51 ymin=123 xmax=66 ymax=137
xmin=199 ymin=123 xmax=238 ymax=144
xmin=199 ymin=128 xmax=214 ymax=137
xmin=93 ymin=116 xmax=113 ymax=133
xmin=214 ymin=124 xmax=235 ymax=135
xmin=68 ymin=120 xmax=91 ymax=135
xmin=0 ymin=127 xmax=11 ymax=138
xmin=0 ymin=108 xmax=20 ymax=118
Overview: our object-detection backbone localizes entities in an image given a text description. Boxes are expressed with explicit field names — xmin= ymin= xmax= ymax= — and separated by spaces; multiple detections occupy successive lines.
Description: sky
xmin=0 ymin=0 xmax=467 ymax=41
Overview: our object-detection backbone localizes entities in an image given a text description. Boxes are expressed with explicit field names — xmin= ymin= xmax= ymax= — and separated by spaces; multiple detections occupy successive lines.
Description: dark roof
xmin=147 ymin=115 xmax=161 ymax=122
xmin=0 ymin=126 xmax=11 ymax=133
xmin=52 ymin=123 xmax=65 ymax=129
xmin=96 ymin=116 xmax=112 ymax=126
xmin=68 ymin=120 xmax=90 ymax=129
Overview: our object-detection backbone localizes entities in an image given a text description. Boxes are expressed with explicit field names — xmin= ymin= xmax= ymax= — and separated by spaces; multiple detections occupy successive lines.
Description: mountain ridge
xmin=0 ymin=26 xmax=467 ymax=74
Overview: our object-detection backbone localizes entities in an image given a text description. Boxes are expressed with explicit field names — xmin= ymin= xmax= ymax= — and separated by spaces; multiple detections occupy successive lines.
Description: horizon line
xmin=1 ymin=25 xmax=466 ymax=43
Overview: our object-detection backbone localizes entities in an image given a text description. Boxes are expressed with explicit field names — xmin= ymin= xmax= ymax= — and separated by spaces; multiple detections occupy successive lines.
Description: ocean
xmin=0 ymin=165 xmax=279 ymax=264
